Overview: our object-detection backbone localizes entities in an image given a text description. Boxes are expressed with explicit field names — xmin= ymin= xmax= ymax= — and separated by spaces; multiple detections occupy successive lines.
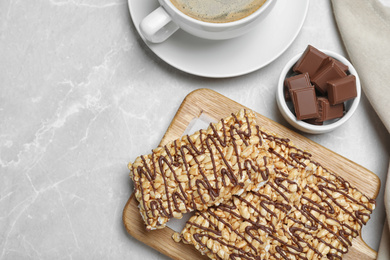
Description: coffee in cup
xmin=169 ymin=0 xmax=267 ymax=23
xmin=139 ymin=0 xmax=275 ymax=43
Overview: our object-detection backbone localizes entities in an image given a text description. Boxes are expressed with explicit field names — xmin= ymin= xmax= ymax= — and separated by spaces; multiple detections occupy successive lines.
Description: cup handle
xmin=139 ymin=6 xmax=180 ymax=43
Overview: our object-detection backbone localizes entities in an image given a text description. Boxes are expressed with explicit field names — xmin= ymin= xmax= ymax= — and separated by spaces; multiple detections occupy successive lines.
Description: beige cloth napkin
xmin=331 ymin=0 xmax=390 ymax=258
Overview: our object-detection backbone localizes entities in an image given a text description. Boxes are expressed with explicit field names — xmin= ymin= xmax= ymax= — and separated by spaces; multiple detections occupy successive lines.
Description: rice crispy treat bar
xmin=129 ymin=109 xmax=278 ymax=230
xmin=176 ymin=132 xmax=376 ymax=260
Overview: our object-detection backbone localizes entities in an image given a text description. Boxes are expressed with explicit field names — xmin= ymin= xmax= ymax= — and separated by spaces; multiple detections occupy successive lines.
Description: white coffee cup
xmin=140 ymin=0 xmax=277 ymax=43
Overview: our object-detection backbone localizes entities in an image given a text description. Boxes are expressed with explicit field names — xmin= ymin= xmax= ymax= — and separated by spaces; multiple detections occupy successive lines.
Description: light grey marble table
xmin=1 ymin=0 xmax=389 ymax=259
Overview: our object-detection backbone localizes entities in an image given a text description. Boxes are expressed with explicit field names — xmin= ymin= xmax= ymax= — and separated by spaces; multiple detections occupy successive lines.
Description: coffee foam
xmin=170 ymin=0 xmax=267 ymax=23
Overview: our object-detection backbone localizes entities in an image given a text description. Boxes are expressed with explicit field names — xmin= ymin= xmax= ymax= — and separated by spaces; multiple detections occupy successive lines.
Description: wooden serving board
xmin=123 ymin=88 xmax=380 ymax=260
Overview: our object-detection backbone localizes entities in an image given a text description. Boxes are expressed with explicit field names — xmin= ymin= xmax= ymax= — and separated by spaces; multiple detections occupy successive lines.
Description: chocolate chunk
xmin=319 ymin=57 xmax=349 ymax=73
xmin=311 ymin=60 xmax=347 ymax=94
xmin=327 ymin=75 xmax=357 ymax=105
xmin=293 ymin=45 xmax=328 ymax=77
xmin=284 ymin=72 xmax=311 ymax=101
xmin=303 ymin=97 xmax=344 ymax=124
xmin=291 ymin=86 xmax=319 ymax=120
xmin=316 ymin=97 xmax=345 ymax=122
xmin=333 ymin=58 xmax=349 ymax=72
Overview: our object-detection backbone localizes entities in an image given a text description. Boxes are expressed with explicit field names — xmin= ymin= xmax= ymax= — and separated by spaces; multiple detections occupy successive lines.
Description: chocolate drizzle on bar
xmin=181 ymin=165 xmax=374 ymax=259
xmin=129 ymin=109 xmax=375 ymax=259
xmin=176 ymin=118 xmax=375 ymax=259
xmin=131 ymin=110 xmax=276 ymax=229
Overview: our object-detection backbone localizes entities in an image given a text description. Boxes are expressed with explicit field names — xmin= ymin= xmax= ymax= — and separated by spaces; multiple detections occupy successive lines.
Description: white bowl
xmin=276 ymin=50 xmax=361 ymax=134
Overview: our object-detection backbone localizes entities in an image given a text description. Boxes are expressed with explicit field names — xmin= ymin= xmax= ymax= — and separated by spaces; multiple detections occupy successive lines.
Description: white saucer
xmin=128 ymin=0 xmax=309 ymax=78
